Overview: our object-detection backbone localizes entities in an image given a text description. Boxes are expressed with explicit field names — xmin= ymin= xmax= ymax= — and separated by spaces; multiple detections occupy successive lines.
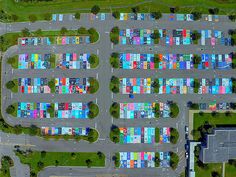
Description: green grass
xmin=153 ymin=103 xmax=160 ymax=118
xmin=110 ymin=76 xmax=120 ymax=93
xmin=88 ymin=102 xmax=99 ymax=119
xmin=225 ymin=163 xmax=236 ymax=177
xmin=155 ymin=127 xmax=160 ymax=143
xmin=193 ymin=112 xmax=236 ymax=140
xmin=48 ymin=79 xmax=55 ymax=93
xmin=1 ymin=0 xmax=236 ymax=22
xmin=195 ymin=159 xmax=222 ymax=177
xmin=109 ymin=127 xmax=120 ymax=143
xmin=15 ymin=151 xmax=105 ymax=176
xmin=0 ymin=29 xmax=98 ymax=52
xmin=110 ymin=55 xmax=120 ymax=69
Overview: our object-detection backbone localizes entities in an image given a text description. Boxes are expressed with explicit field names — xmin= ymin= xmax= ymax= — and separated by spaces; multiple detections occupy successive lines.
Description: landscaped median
xmin=6 ymin=55 xmax=18 ymax=69
xmin=5 ymin=79 xmax=18 ymax=93
xmin=0 ymin=156 xmax=14 ymax=177
xmin=0 ymin=27 xmax=99 ymax=51
xmin=110 ymin=102 xmax=120 ymax=119
xmin=110 ymin=26 xmax=119 ymax=44
xmin=169 ymin=102 xmax=179 ymax=118
xmin=15 ymin=150 xmax=105 ymax=177
xmin=110 ymin=76 xmax=120 ymax=93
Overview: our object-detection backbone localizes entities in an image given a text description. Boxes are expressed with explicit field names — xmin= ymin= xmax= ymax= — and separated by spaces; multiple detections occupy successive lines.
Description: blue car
xmin=129 ymin=94 xmax=134 ymax=99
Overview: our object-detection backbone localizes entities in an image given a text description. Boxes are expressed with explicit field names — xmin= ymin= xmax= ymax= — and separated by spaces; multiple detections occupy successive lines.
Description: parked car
xmin=185 ymin=144 xmax=189 ymax=150
xmin=185 ymin=126 xmax=189 ymax=134
xmin=185 ymin=152 xmax=189 ymax=159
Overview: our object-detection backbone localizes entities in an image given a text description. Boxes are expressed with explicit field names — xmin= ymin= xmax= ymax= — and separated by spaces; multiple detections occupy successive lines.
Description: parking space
xmin=119 ymin=102 xmax=170 ymax=119
xmin=119 ymin=127 xmax=155 ymax=144
xmin=41 ymin=127 xmax=90 ymax=136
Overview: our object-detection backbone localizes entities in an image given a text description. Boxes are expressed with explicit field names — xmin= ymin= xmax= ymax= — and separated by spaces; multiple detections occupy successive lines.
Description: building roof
xmin=200 ymin=128 xmax=236 ymax=163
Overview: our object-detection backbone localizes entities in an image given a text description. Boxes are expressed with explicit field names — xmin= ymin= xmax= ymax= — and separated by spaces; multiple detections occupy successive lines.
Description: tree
xmin=78 ymin=27 xmax=87 ymax=34
xmin=71 ymin=152 xmax=76 ymax=158
xmin=55 ymin=160 xmax=59 ymax=166
xmin=6 ymin=80 xmax=15 ymax=89
xmin=191 ymin=11 xmax=202 ymax=21
xmin=170 ymin=6 xmax=179 ymax=13
xmin=193 ymin=55 xmax=201 ymax=65
xmin=192 ymin=30 xmax=201 ymax=41
xmin=112 ymin=11 xmax=120 ymax=19
xmin=91 ymin=5 xmax=100 ymax=15
xmin=131 ymin=6 xmax=140 ymax=14
xmin=28 ymin=14 xmax=37 ymax=23
xmin=11 ymin=14 xmax=18 ymax=22
xmin=211 ymin=171 xmax=220 ymax=177
xmin=6 ymin=105 xmax=15 ymax=114
xmin=229 ymin=14 xmax=236 ymax=22
xmin=35 ymin=29 xmax=42 ymax=36
xmin=151 ymin=11 xmax=162 ymax=20
xmin=21 ymin=28 xmax=30 ymax=37
xmin=60 ymin=27 xmax=68 ymax=35
xmin=97 ymin=151 xmax=103 ymax=159
xmin=75 ymin=12 xmax=80 ymax=20
xmin=37 ymin=161 xmax=44 ymax=170
xmin=44 ymin=13 xmax=51 ymax=21
xmin=41 ymin=151 xmax=46 ymax=158
xmin=88 ymin=55 xmax=96 ymax=65
xmin=208 ymin=8 xmax=219 ymax=15
xmin=13 ymin=124 xmax=22 ymax=134
xmin=29 ymin=124 xmax=38 ymax=136
xmin=85 ymin=159 xmax=92 ymax=168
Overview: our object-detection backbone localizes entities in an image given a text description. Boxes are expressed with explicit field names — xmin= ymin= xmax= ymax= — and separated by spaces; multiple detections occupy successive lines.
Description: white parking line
xmin=11 ymin=69 xmax=13 ymax=74
xmin=95 ymin=123 xmax=97 ymax=129
xmin=112 ymin=117 xmax=113 ymax=124
xmin=105 ymin=32 xmax=109 ymax=34
xmin=176 ymin=122 xmax=178 ymax=129
xmin=11 ymin=93 xmax=12 ymax=99
xmin=97 ymin=49 xmax=99 ymax=55
xmin=95 ymin=98 xmax=97 ymax=104
xmin=96 ymin=73 xmax=98 ymax=79
xmin=111 ymin=43 xmax=113 ymax=49
xmin=111 ymin=68 xmax=114 ymax=73
xmin=111 ymin=93 xmax=114 ymax=99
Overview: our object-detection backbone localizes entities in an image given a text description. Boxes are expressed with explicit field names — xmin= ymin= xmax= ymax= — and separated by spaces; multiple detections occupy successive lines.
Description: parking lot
xmin=1 ymin=12 xmax=236 ymax=177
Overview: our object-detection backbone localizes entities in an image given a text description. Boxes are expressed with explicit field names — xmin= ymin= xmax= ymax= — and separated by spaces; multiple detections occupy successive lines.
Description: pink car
xmin=211 ymin=37 xmax=216 ymax=46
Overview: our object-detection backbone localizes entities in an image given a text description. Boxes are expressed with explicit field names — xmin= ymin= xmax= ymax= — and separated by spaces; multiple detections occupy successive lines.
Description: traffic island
xmin=5 ymin=79 xmax=18 ymax=93
xmin=110 ymin=76 xmax=120 ymax=93
xmin=48 ymin=79 xmax=55 ymax=93
xmin=88 ymin=54 xmax=99 ymax=68
xmin=87 ymin=102 xmax=99 ymax=119
xmin=110 ymin=52 xmax=120 ymax=69
xmin=6 ymin=103 xmax=17 ymax=117
xmin=170 ymin=127 xmax=179 ymax=144
xmin=6 ymin=56 xmax=18 ymax=69
xmin=170 ymin=151 xmax=179 ymax=170
xmin=169 ymin=102 xmax=179 ymax=118
xmin=15 ymin=151 xmax=105 ymax=177
xmin=113 ymin=152 xmax=120 ymax=168
xmin=151 ymin=78 xmax=160 ymax=93
xmin=110 ymin=102 xmax=120 ymax=119
xmin=109 ymin=125 xmax=120 ymax=143
xmin=88 ymin=77 xmax=99 ymax=94
xmin=153 ymin=102 xmax=160 ymax=118
xmin=155 ymin=127 xmax=160 ymax=143
xmin=193 ymin=78 xmax=200 ymax=93
xmin=110 ymin=26 xmax=119 ymax=44
xmin=155 ymin=152 xmax=160 ymax=167
xmin=0 ymin=156 xmax=14 ymax=177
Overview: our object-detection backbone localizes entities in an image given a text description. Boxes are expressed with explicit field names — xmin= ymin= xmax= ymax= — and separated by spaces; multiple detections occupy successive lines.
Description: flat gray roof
xmin=200 ymin=128 xmax=236 ymax=163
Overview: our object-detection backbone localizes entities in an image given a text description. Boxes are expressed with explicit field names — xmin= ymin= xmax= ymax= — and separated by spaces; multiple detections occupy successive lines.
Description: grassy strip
xmin=152 ymin=78 xmax=159 ymax=94
xmin=0 ymin=156 xmax=14 ymax=177
xmin=1 ymin=0 xmax=236 ymax=22
xmin=110 ymin=26 xmax=119 ymax=44
xmin=15 ymin=151 xmax=105 ymax=176
xmin=193 ymin=112 xmax=236 ymax=140
xmin=155 ymin=152 xmax=160 ymax=167
xmin=88 ymin=77 xmax=99 ymax=94
xmin=48 ymin=79 xmax=55 ymax=93
xmin=153 ymin=103 xmax=160 ymax=118
xmin=0 ymin=28 xmax=99 ymax=52
xmin=155 ymin=127 xmax=160 ymax=143
xmin=47 ymin=103 xmax=54 ymax=118
xmin=49 ymin=54 xmax=56 ymax=69
xmin=110 ymin=102 xmax=120 ymax=119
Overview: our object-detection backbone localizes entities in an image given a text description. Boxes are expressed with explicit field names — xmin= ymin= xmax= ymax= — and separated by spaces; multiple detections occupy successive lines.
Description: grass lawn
xmin=88 ymin=54 xmax=99 ymax=68
xmin=1 ymin=0 xmax=236 ymax=22
xmin=110 ymin=76 xmax=120 ymax=93
xmin=109 ymin=127 xmax=120 ymax=143
xmin=195 ymin=161 xmax=222 ymax=177
xmin=170 ymin=103 xmax=179 ymax=118
xmin=114 ymin=152 xmax=120 ymax=168
xmin=88 ymin=102 xmax=99 ymax=119
xmin=15 ymin=151 xmax=105 ymax=175
xmin=225 ymin=163 xmax=236 ymax=177
xmin=0 ymin=29 xmax=98 ymax=52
